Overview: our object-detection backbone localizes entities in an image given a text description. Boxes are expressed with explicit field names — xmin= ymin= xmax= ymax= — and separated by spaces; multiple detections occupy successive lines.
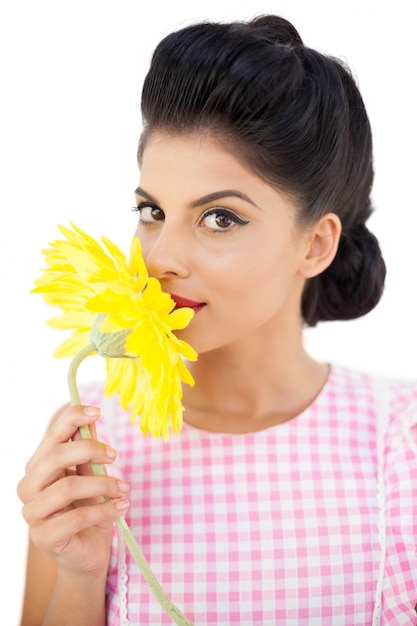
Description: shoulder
xmin=368 ymin=368 xmax=417 ymax=452
xmin=330 ymin=363 xmax=417 ymax=456
xmin=325 ymin=364 xmax=417 ymax=444
xmin=329 ymin=363 xmax=417 ymax=412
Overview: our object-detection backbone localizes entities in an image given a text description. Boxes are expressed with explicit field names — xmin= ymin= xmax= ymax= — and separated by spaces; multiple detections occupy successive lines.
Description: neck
xmin=182 ymin=326 xmax=329 ymax=434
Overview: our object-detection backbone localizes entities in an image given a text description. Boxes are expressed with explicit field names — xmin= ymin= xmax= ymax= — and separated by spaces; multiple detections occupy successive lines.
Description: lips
xmin=170 ymin=293 xmax=206 ymax=313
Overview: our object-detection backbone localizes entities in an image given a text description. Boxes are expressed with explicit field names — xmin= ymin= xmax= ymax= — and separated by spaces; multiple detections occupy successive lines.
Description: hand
xmin=17 ymin=404 xmax=130 ymax=578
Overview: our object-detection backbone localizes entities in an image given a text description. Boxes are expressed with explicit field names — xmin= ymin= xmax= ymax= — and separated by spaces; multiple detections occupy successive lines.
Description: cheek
xmin=211 ymin=249 xmax=289 ymax=318
xmin=208 ymin=241 xmax=291 ymax=298
xmin=232 ymin=244 xmax=302 ymax=310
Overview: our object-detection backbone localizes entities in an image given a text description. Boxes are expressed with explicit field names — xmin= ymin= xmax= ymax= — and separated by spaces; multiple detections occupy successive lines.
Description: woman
xmin=17 ymin=14 xmax=417 ymax=625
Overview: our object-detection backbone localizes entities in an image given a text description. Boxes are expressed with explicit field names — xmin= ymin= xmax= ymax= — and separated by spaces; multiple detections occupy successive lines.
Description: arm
xmin=17 ymin=404 xmax=130 ymax=626
xmin=20 ymin=539 xmax=108 ymax=626
xmin=20 ymin=540 xmax=58 ymax=626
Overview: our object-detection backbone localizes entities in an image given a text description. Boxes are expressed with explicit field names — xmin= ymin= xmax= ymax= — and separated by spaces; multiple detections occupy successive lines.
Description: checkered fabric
xmin=80 ymin=365 xmax=417 ymax=625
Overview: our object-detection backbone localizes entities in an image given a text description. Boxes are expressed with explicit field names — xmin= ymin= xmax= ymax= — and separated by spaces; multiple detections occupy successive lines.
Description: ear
xmin=299 ymin=212 xmax=342 ymax=279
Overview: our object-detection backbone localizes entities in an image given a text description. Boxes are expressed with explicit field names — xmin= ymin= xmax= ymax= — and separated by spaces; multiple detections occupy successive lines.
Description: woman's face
xmin=135 ymin=131 xmax=310 ymax=355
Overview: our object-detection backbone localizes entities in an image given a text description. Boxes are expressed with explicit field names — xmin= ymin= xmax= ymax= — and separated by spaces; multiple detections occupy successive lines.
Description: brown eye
xmin=135 ymin=202 xmax=165 ymax=224
xmin=149 ymin=206 xmax=164 ymax=221
xmin=200 ymin=208 xmax=249 ymax=232
xmin=213 ymin=214 xmax=233 ymax=228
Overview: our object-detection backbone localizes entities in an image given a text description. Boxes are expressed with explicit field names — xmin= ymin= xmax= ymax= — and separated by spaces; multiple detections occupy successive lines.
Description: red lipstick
xmin=170 ymin=294 xmax=206 ymax=314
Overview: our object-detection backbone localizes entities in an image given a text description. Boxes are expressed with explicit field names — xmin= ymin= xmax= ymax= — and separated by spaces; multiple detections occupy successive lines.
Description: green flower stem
xmin=68 ymin=344 xmax=194 ymax=626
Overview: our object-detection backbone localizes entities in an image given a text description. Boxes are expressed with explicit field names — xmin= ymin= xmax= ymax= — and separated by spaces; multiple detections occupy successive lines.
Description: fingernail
xmin=117 ymin=481 xmax=130 ymax=493
xmin=106 ymin=446 xmax=117 ymax=460
xmin=83 ymin=406 xmax=100 ymax=416
xmin=115 ymin=499 xmax=130 ymax=511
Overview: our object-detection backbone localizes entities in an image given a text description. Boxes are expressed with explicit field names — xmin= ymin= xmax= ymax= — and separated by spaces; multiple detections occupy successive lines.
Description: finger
xmin=71 ymin=413 xmax=114 ymax=479
xmin=18 ymin=438 xmax=117 ymax=504
xmin=22 ymin=475 xmax=131 ymax=526
xmin=23 ymin=405 xmax=102 ymax=475
xmin=45 ymin=404 xmax=102 ymax=446
xmin=27 ymin=404 xmax=115 ymax=478
xmin=72 ymin=419 xmax=98 ymax=442
xmin=30 ymin=498 xmax=131 ymax=554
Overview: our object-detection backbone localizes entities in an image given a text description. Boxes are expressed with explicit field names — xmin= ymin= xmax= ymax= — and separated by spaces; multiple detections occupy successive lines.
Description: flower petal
xmin=33 ymin=223 xmax=198 ymax=439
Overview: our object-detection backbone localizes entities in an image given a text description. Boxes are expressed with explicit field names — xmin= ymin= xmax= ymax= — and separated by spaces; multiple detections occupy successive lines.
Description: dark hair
xmin=139 ymin=15 xmax=386 ymax=326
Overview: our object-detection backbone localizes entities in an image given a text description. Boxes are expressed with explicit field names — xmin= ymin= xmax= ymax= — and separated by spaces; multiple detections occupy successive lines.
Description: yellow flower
xmin=33 ymin=223 xmax=197 ymax=440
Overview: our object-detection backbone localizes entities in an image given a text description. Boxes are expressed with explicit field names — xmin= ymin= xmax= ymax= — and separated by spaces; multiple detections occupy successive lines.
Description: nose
xmin=140 ymin=222 xmax=190 ymax=279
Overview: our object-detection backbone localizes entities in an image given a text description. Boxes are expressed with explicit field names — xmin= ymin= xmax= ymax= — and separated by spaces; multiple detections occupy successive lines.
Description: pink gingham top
xmin=80 ymin=364 xmax=417 ymax=625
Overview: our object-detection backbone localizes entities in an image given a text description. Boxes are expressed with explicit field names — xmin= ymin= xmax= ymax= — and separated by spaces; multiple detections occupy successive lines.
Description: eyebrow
xmin=134 ymin=186 xmax=261 ymax=209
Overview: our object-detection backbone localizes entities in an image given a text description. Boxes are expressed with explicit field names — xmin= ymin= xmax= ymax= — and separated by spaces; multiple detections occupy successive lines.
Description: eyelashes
xmin=202 ymin=208 xmax=249 ymax=227
xmin=132 ymin=202 xmax=249 ymax=233
xmin=132 ymin=201 xmax=159 ymax=212
xmin=132 ymin=201 xmax=164 ymax=222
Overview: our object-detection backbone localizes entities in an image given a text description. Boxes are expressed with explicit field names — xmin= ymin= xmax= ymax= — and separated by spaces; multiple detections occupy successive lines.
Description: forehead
xmin=140 ymin=130 xmax=244 ymax=168
xmin=139 ymin=131 xmax=271 ymax=196
xmin=138 ymin=131 xmax=300 ymax=219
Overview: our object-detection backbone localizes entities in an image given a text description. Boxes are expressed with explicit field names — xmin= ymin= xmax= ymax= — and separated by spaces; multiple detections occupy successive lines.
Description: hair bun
xmin=249 ymin=15 xmax=304 ymax=46
xmin=302 ymin=224 xmax=386 ymax=326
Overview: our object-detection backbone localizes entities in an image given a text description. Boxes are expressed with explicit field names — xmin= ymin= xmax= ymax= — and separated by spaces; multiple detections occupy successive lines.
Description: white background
xmin=1 ymin=1 xmax=416 ymax=622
